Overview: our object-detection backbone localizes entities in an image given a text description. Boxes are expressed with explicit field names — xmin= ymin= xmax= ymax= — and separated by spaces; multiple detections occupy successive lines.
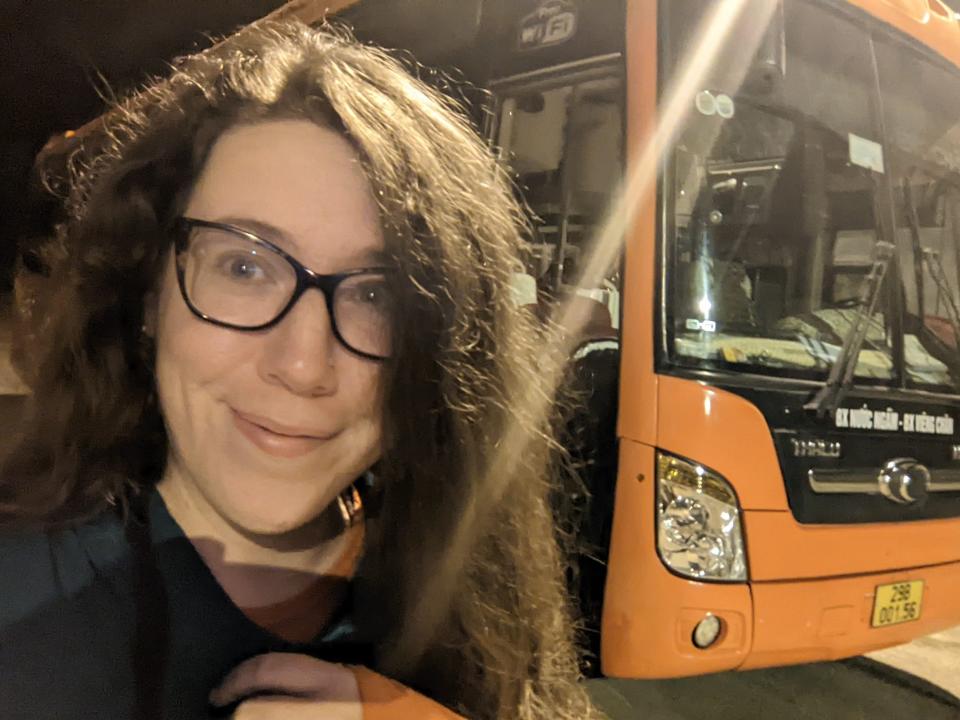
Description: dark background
xmin=1 ymin=0 xmax=289 ymax=291
xmin=3 ymin=0 xmax=960 ymax=291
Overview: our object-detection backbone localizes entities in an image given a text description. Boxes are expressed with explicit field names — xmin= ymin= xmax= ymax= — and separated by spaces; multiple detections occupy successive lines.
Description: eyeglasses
xmin=173 ymin=217 xmax=393 ymax=360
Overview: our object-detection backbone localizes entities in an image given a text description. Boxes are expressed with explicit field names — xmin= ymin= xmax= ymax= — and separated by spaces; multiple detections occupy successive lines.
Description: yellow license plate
xmin=871 ymin=580 xmax=924 ymax=628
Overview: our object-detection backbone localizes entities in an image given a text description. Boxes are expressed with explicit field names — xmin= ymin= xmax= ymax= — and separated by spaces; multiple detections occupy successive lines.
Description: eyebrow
xmin=214 ymin=215 xmax=392 ymax=268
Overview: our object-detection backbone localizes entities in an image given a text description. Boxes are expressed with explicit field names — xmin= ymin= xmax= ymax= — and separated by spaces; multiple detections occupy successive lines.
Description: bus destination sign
xmin=835 ymin=405 xmax=955 ymax=436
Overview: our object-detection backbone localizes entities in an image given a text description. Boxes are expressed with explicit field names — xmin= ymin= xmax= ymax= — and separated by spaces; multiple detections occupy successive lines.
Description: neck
xmin=157 ymin=463 xmax=356 ymax=609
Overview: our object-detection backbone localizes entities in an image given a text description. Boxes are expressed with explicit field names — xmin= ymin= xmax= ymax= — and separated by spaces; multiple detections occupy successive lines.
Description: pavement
xmin=867 ymin=625 xmax=960 ymax=698
xmin=586 ymin=626 xmax=960 ymax=719
xmin=587 ymin=654 xmax=959 ymax=719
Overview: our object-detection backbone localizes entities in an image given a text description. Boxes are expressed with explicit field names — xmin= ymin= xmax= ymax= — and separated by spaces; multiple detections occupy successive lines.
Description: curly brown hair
xmin=0 ymin=19 xmax=600 ymax=720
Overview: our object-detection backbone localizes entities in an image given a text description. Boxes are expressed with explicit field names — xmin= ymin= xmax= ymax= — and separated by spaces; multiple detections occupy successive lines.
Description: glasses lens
xmin=334 ymin=273 xmax=394 ymax=358
xmin=179 ymin=225 xmax=296 ymax=327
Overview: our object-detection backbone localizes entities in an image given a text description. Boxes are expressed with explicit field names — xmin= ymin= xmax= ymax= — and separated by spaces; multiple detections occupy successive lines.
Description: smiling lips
xmin=231 ymin=409 xmax=338 ymax=458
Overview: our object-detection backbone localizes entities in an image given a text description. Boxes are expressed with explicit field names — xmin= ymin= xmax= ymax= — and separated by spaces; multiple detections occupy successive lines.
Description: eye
xmin=359 ymin=284 xmax=383 ymax=304
xmin=349 ymin=279 xmax=390 ymax=306
xmin=216 ymin=252 xmax=270 ymax=282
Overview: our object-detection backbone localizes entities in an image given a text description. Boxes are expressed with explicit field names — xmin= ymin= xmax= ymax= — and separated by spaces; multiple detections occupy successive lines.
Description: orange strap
xmin=351 ymin=666 xmax=467 ymax=720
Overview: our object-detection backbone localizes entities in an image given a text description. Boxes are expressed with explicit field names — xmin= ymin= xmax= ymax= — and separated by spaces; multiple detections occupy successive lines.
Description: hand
xmin=210 ymin=652 xmax=363 ymax=719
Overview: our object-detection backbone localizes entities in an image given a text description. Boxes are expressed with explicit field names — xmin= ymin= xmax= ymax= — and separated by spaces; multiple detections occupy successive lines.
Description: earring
xmin=337 ymin=484 xmax=363 ymax=528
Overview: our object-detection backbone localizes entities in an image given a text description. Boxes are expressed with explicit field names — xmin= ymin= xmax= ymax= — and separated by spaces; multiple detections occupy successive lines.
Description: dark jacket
xmin=0 ymin=491 xmax=371 ymax=720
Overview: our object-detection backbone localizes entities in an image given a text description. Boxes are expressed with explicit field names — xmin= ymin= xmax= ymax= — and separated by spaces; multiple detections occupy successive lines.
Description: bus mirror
xmin=743 ymin=0 xmax=785 ymax=97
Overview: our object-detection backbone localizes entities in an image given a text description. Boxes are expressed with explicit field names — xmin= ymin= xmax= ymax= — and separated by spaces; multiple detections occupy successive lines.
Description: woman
xmin=0 ymin=19 xmax=599 ymax=720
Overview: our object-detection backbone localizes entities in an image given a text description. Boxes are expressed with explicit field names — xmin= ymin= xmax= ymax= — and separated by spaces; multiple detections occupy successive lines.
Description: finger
xmin=211 ymin=653 xmax=356 ymax=707
xmin=231 ymin=696 xmax=361 ymax=720
xmin=231 ymin=696 xmax=306 ymax=720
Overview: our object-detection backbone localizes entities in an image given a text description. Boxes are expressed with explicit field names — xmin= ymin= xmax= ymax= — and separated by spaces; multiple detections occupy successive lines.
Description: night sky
xmin=1 ymin=0 xmax=288 ymax=290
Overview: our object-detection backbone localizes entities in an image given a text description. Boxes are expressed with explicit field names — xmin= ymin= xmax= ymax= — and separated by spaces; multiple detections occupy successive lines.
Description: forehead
xmin=185 ymin=119 xmax=385 ymax=270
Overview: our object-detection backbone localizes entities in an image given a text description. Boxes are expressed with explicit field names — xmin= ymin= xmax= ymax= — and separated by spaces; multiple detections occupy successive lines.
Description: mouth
xmin=230 ymin=409 xmax=339 ymax=458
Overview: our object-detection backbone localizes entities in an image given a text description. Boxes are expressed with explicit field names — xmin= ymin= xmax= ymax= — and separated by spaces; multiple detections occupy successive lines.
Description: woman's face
xmin=153 ymin=119 xmax=385 ymax=536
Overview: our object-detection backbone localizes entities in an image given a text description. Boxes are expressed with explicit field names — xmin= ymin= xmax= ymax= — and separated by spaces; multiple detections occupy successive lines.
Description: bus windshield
xmin=663 ymin=0 xmax=960 ymax=393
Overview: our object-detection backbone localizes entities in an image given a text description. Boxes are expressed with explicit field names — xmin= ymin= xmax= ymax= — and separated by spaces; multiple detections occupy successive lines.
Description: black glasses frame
xmin=173 ymin=217 xmax=393 ymax=361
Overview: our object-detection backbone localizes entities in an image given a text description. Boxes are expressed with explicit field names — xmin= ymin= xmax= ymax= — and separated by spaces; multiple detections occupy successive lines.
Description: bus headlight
xmin=656 ymin=452 xmax=747 ymax=582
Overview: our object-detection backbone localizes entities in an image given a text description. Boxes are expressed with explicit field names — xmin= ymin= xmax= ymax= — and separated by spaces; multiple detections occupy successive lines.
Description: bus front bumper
xmin=600 ymin=554 xmax=960 ymax=678
xmin=742 ymin=558 xmax=960 ymax=670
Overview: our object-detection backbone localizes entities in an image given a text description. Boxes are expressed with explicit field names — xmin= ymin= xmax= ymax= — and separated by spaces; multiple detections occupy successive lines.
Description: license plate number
xmin=871 ymin=580 xmax=924 ymax=628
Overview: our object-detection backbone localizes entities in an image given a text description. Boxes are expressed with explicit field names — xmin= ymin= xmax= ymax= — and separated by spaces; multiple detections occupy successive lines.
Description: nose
xmin=257 ymin=290 xmax=338 ymax=397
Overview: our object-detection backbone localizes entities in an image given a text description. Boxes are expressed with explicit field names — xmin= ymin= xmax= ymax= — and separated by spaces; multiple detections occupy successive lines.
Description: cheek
xmin=346 ymin=357 xmax=385 ymax=415
xmin=161 ymin=327 xmax=243 ymax=387
xmin=154 ymin=270 xmax=254 ymax=406
xmin=337 ymin=353 xmax=385 ymax=442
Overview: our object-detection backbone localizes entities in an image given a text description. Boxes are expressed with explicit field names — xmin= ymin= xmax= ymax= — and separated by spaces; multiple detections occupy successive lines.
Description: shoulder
xmin=0 ymin=510 xmax=129 ymax=630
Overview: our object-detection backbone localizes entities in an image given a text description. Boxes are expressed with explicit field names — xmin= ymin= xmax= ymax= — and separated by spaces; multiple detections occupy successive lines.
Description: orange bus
xmin=36 ymin=0 xmax=960 ymax=680
xmin=330 ymin=0 xmax=960 ymax=678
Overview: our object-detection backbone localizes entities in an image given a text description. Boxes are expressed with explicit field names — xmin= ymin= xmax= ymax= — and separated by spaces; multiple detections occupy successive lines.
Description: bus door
xmin=487 ymin=57 xmax=626 ymax=669
xmin=490 ymin=60 xmax=624 ymax=315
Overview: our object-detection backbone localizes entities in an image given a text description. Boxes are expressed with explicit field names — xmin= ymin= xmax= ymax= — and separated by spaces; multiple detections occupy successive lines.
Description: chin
xmin=215 ymin=474 xmax=343 ymax=539
xmin=233 ymin=499 xmax=326 ymax=537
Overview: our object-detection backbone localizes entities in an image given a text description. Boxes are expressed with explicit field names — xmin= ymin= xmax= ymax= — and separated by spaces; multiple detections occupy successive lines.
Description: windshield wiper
xmin=804 ymin=240 xmax=895 ymax=419
xmin=922 ymin=247 xmax=960 ymax=346
xmin=904 ymin=179 xmax=960 ymax=367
